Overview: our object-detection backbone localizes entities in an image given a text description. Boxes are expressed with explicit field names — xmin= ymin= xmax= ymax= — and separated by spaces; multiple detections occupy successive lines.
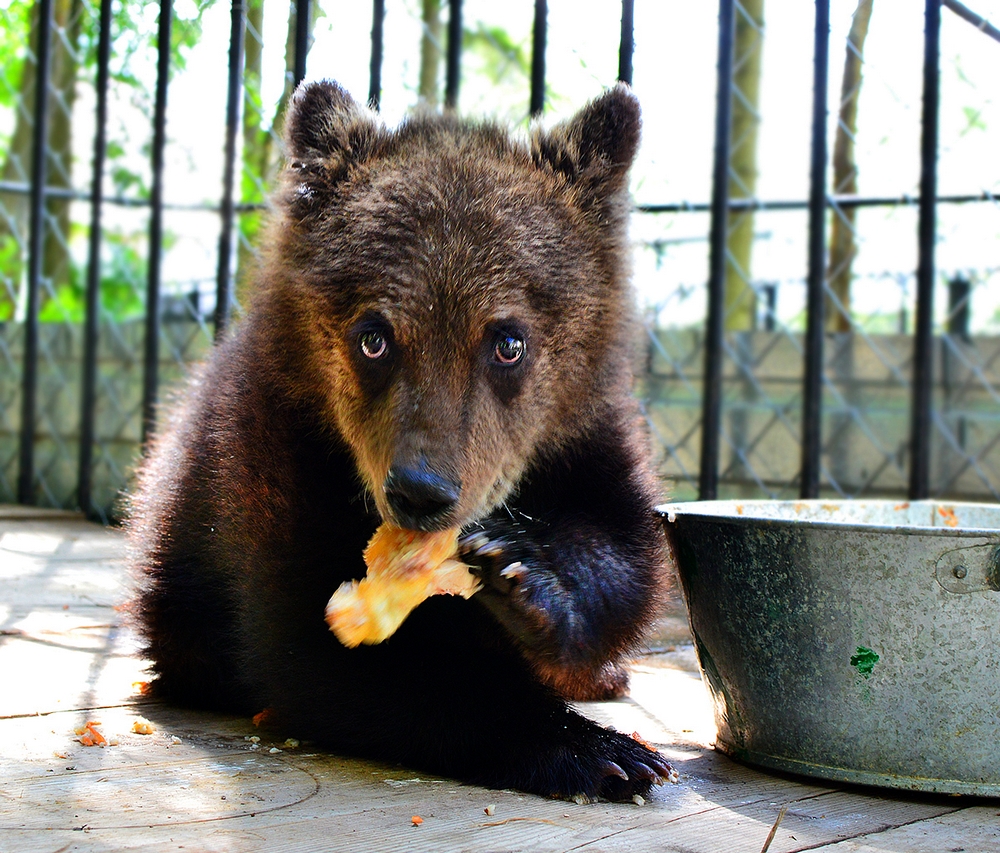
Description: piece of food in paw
xmin=325 ymin=524 xmax=480 ymax=647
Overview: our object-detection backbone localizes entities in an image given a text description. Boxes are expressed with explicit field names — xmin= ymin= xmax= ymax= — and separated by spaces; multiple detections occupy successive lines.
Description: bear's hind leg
xmin=136 ymin=563 xmax=251 ymax=713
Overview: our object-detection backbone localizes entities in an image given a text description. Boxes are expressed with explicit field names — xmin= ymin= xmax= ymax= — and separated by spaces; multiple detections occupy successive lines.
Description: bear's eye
xmin=493 ymin=335 xmax=525 ymax=366
xmin=359 ymin=331 xmax=388 ymax=360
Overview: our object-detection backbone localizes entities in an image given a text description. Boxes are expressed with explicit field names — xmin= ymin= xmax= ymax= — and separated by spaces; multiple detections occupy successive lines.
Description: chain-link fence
xmin=1 ymin=0 xmax=998 ymax=521
xmin=636 ymin=0 xmax=1000 ymax=503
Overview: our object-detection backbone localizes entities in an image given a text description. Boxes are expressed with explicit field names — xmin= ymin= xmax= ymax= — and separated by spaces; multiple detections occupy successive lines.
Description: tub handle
xmin=934 ymin=543 xmax=1000 ymax=594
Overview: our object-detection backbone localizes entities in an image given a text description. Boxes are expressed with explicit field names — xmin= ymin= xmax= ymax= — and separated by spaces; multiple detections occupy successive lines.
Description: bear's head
xmin=262 ymin=80 xmax=641 ymax=532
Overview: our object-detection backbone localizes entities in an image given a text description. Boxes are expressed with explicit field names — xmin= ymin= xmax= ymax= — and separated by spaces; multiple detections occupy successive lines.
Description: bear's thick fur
xmin=129 ymin=80 xmax=673 ymax=801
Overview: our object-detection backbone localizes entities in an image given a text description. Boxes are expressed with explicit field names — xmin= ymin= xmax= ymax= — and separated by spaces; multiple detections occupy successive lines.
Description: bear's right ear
xmin=281 ymin=81 xmax=380 ymax=214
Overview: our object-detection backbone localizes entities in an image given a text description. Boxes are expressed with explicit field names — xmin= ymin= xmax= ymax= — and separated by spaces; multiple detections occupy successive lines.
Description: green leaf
xmin=961 ymin=106 xmax=987 ymax=135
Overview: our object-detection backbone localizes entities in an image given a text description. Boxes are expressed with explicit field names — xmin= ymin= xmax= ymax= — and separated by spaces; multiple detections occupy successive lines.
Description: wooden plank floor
xmin=1 ymin=507 xmax=997 ymax=852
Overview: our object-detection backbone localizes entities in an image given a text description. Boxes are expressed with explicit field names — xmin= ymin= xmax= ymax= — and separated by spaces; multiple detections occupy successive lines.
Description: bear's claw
xmin=499 ymin=561 xmax=526 ymax=582
xmin=633 ymin=761 xmax=666 ymax=785
xmin=600 ymin=760 xmax=629 ymax=781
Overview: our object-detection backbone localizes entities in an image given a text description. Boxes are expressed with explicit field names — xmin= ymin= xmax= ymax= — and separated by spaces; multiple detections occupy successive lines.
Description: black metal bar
xmin=800 ymin=0 xmax=830 ymax=499
xmin=618 ymin=0 xmax=634 ymax=85
xmin=444 ymin=0 xmax=462 ymax=109
xmin=294 ymin=0 xmax=310 ymax=86
xmin=942 ymin=0 xmax=1000 ymax=44
xmin=947 ymin=275 xmax=971 ymax=342
xmin=214 ymin=0 xmax=245 ymax=340
xmin=368 ymin=0 xmax=385 ymax=109
xmin=142 ymin=0 xmax=172 ymax=445
xmin=529 ymin=0 xmax=547 ymax=117
xmin=699 ymin=0 xmax=735 ymax=501
xmin=909 ymin=0 xmax=942 ymax=499
xmin=77 ymin=0 xmax=113 ymax=518
xmin=17 ymin=0 xmax=55 ymax=505
xmin=762 ymin=283 xmax=777 ymax=332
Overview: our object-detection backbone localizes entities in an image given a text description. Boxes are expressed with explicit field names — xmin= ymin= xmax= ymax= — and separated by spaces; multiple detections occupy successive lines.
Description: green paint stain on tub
xmin=850 ymin=646 xmax=880 ymax=677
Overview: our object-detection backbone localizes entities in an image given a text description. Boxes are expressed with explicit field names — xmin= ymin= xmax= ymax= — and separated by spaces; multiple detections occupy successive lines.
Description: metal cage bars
xmin=13 ymin=0 xmax=635 ymax=514
xmin=910 ymin=0 xmax=942 ymax=500
xmin=800 ymin=0 xmax=831 ymax=499
xmin=15 ymin=0 xmax=54 ymax=505
xmin=698 ymin=0 xmax=944 ymax=501
xmin=7 ymin=0 xmax=973 ymax=515
xmin=699 ymin=0 xmax=735 ymax=501
xmin=140 ymin=0 xmax=172 ymax=446
xmin=213 ymin=0 xmax=246 ymax=342
xmin=76 ymin=0 xmax=112 ymax=515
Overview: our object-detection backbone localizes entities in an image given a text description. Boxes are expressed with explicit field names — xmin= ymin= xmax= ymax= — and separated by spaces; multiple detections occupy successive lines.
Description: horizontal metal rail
xmin=637 ymin=191 xmax=996 ymax=214
xmin=0 ymin=180 xmax=267 ymax=212
xmin=3 ymin=179 xmax=991 ymax=217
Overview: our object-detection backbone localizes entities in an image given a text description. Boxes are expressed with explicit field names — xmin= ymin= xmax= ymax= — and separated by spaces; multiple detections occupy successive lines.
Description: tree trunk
xmin=235 ymin=0 xmax=317 ymax=304
xmin=724 ymin=0 xmax=764 ymax=332
xmin=0 ymin=0 xmax=83 ymax=318
xmin=0 ymin=67 xmax=32 ymax=316
xmin=273 ymin=0 xmax=317 ymax=139
xmin=234 ymin=0 xmax=267 ymax=306
xmin=43 ymin=0 xmax=85 ymax=303
xmin=825 ymin=0 xmax=873 ymax=332
xmin=419 ymin=0 xmax=442 ymax=107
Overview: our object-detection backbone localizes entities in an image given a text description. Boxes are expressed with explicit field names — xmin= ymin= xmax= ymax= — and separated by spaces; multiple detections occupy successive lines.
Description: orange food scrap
xmin=76 ymin=720 xmax=107 ymax=747
xmin=630 ymin=731 xmax=658 ymax=753
xmin=131 ymin=716 xmax=156 ymax=735
xmin=894 ymin=502 xmax=910 ymax=511
xmin=938 ymin=506 xmax=959 ymax=528
xmin=325 ymin=524 xmax=479 ymax=647
xmin=253 ymin=707 xmax=276 ymax=727
xmin=132 ymin=680 xmax=152 ymax=696
xmin=411 ymin=815 xmax=424 ymax=826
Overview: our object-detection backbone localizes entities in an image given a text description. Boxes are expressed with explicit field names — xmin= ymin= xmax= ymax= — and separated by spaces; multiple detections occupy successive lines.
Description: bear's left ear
xmin=281 ymin=80 xmax=381 ymax=216
xmin=531 ymin=83 xmax=640 ymax=205
xmin=284 ymin=79 xmax=379 ymax=164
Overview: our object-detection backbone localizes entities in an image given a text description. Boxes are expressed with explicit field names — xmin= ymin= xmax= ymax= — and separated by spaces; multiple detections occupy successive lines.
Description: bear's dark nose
xmin=384 ymin=463 xmax=461 ymax=529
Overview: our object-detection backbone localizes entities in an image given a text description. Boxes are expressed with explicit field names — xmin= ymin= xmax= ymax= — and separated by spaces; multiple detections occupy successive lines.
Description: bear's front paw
xmin=458 ymin=527 xmax=563 ymax=647
xmin=458 ymin=529 xmax=532 ymax=593
xmin=554 ymin=727 xmax=678 ymax=802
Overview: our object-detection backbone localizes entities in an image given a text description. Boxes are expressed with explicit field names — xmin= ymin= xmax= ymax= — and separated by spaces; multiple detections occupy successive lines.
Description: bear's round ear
xmin=284 ymin=79 xmax=378 ymax=163
xmin=531 ymin=83 xmax=641 ymax=203
xmin=281 ymin=81 xmax=382 ymax=218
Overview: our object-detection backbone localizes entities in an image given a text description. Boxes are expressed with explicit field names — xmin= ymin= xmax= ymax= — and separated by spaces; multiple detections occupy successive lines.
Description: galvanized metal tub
xmin=659 ymin=499 xmax=1000 ymax=796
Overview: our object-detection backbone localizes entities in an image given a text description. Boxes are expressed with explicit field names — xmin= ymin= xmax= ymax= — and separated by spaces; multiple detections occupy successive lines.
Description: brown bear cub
xmin=129 ymin=80 xmax=674 ymax=801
